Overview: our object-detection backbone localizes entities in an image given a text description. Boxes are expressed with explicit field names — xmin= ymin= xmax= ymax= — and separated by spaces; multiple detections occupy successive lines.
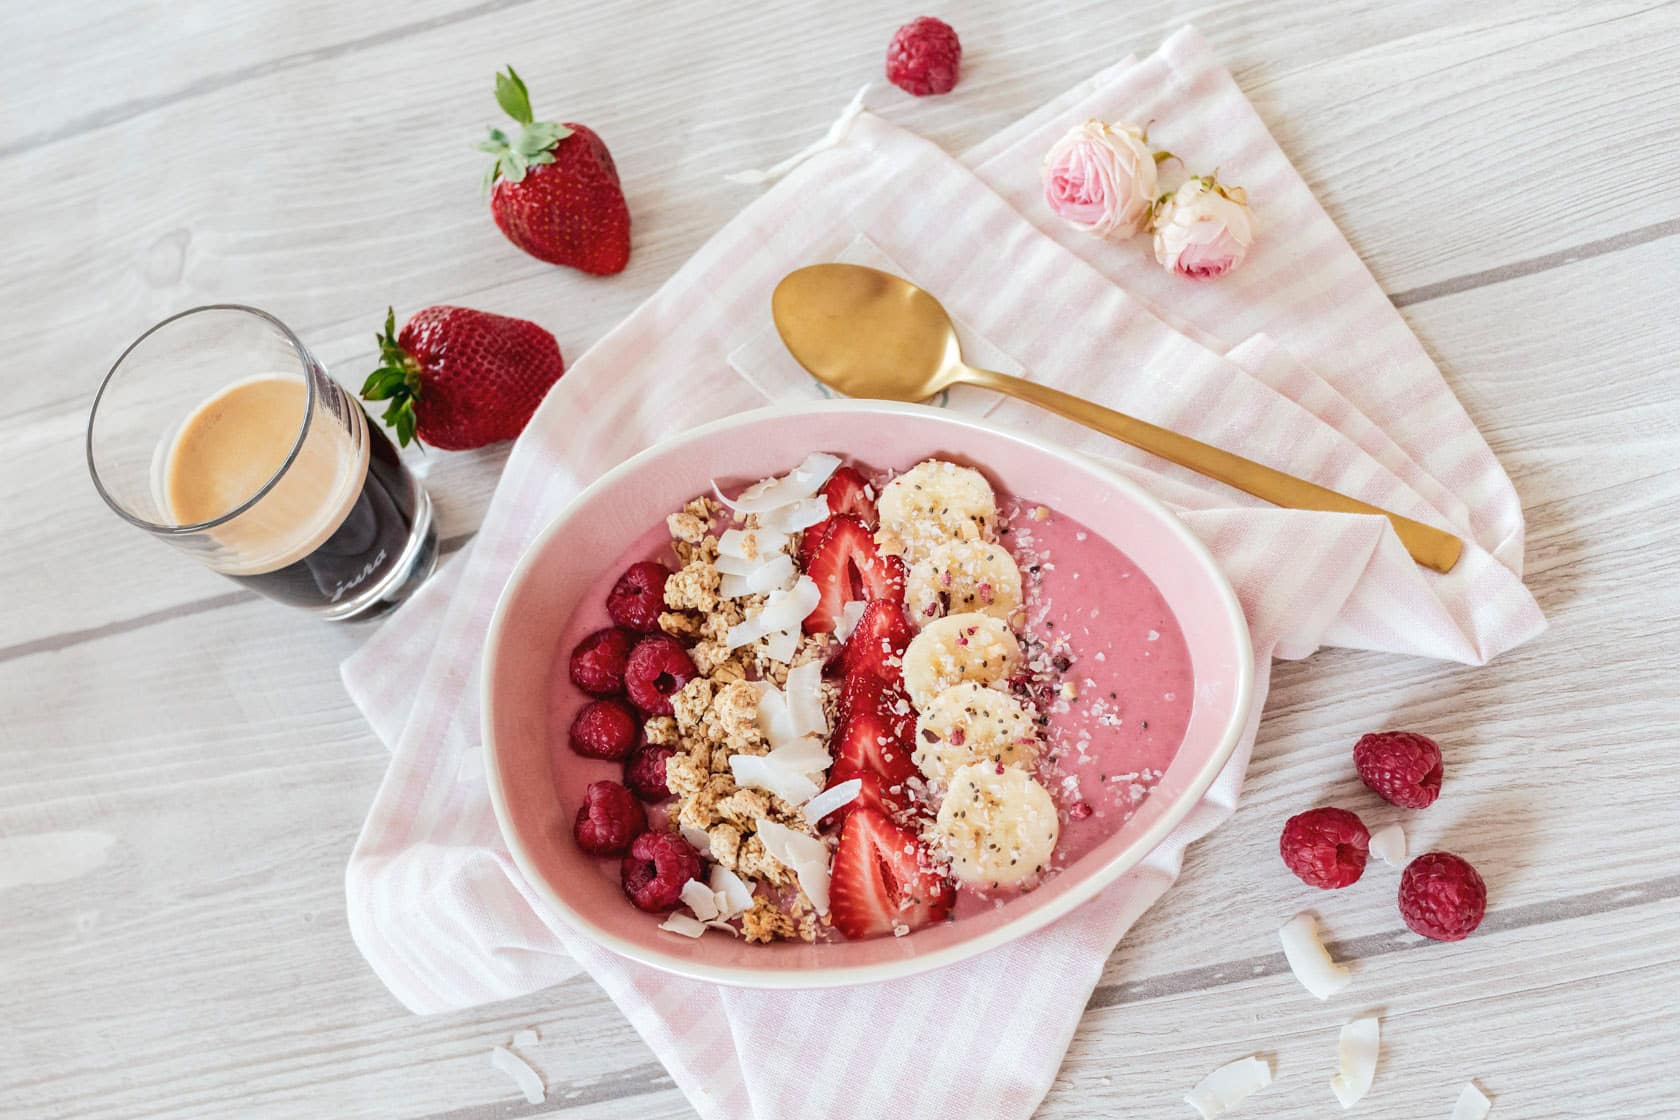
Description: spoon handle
xmin=958 ymin=366 xmax=1463 ymax=573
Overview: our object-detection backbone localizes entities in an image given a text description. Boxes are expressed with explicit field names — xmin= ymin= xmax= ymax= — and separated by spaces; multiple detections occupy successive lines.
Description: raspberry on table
xmin=621 ymin=830 xmax=702 ymax=912
xmin=573 ymin=780 xmax=647 ymax=856
xmin=1353 ymin=730 xmax=1444 ymax=809
xmin=623 ymin=633 xmax=698 ymax=716
xmin=1279 ymin=806 xmax=1370 ymax=889
xmin=569 ymin=698 xmax=640 ymax=760
xmin=569 ymin=626 xmax=635 ymax=696
xmin=624 ymin=742 xmax=676 ymax=802
xmin=885 ymin=16 xmax=961 ymax=96
xmin=607 ymin=561 xmax=671 ymax=633
xmin=1399 ymin=851 xmax=1487 ymax=941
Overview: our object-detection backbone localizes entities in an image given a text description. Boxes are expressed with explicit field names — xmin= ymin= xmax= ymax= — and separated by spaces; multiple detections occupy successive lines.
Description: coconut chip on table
xmin=1278 ymin=912 xmax=1352 ymax=999
xmin=1184 ymin=1055 xmax=1272 ymax=1119
xmin=1330 ymin=1015 xmax=1380 ymax=1108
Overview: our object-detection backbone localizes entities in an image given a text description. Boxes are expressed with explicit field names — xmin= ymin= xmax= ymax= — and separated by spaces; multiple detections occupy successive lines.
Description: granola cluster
xmin=647 ymin=495 xmax=828 ymax=942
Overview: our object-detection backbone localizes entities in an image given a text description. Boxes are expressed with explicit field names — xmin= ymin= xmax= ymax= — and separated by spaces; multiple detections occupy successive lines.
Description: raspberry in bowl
xmin=484 ymin=402 xmax=1252 ymax=987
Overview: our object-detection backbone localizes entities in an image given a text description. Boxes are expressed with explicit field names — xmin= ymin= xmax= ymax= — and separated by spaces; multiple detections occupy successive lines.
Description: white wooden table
xmin=4 ymin=2 xmax=1678 ymax=1116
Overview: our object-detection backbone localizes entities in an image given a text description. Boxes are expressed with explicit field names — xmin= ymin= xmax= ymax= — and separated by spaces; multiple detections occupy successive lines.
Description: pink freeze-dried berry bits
xmin=569 ymin=698 xmax=640 ymax=760
xmin=621 ymin=830 xmax=702 ymax=912
xmin=1399 ymin=851 xmax=1487 ymax=941
xmin=606 ymin=560 xmax=671 ymax=633
xmin=885 ymin=16 xmax=961 ymax=96
xmin=1279 ymin=806 xmax=1370 ymax=889
xmin=623 ymin=633 xmax=698 ymax=716
xmin=573 ymin=780 xmax=647 ymax=857
xmin=569 ymin=626 xmax=635 ymax=696
xmin=624 ymin=742 xmax=676 ymax=802
xmin=1353 ymin=730 xmax=1444 ymax=809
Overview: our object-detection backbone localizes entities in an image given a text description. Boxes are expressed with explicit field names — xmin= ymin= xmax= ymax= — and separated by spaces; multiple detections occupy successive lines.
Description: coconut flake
xmin=1452 ymin=1083 xmax=1491 ymax=1120
xmin=659 ymin=912 xmax=708 ymax=938
xmin=726 ymin=577 xmax=819 ymax=649
xmin=755 ymin=818 xmax=833 ymax=915
xmin=759 ymin=497 xmax=833 ymax=534
xmin=680 ymin=879 xmax=721 ymax=921
xmin=490 ymin=1045 xmax=545 ymax=1104
xmin=1184 ymin=1055 xmax=1272 ymax=1119
xmin=712 ymin=453 xmax=840 ymax=514
xmin=731 ymin=754 xmax=822 ymax=805
xmin=784 ymin=661 xmax=827 ymax=741
xmin=709 ymin=866 xmax=755 ymax=917
xmin=719 ymin=528 xmax=792 ymax=561
xmin=834 ymin=599 xmax=868 ymax=641
xmin=1330 ymin=1015 xmax=1380 ymax=1108
xmin=760 ymin=626 xmax=801 ymax=664
xmin=803 ymin=779 xmax=861 ymax=823
xmin=1369 ymin=823 xmax=1406 ymax=867
xmin=680 ymin=825 xmax=713 ymax=857
xmin=705 ymin=920 xmax=741 ymax=935
xmin=1279 ymin=912 xmax=1352 ymax=1000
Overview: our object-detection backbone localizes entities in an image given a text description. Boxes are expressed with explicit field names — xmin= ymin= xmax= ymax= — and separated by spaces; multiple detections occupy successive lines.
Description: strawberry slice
xmin=841 ymin=599 xmax=916 ymax=684
xmin=832 ymin=673 xmax=919 ymax=784
xmin=817 ymin=763 xmax=914 ymax=829
xmin=802 ymin=516 xmax=906 ymax=634
xmin=799 ymin=468 xmax=876 ymax=567
xmin=829 ymin=808 xmax=955 ymax=940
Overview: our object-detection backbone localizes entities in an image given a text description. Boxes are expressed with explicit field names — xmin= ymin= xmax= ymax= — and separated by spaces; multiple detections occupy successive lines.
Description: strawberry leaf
xmin=362 ymin=308 xmax=424 ymax=448
xmin=494 ymin=66 xmax=533 ymax=126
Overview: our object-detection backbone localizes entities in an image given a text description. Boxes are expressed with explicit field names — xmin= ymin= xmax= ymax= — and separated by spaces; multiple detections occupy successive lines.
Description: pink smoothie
xmin=547 ymin=461 xmax=1196 ymax=930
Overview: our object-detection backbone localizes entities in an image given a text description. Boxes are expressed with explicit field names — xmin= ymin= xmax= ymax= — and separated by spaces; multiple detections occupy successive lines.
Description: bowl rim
xmin=483 ymin=399 xmax=1254 ymax=989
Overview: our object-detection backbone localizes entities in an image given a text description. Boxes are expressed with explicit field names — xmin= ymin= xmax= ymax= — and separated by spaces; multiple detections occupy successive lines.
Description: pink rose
xmin=1041 ymin=120 xmax=1157 ymax=239
xmin=1151 ymin=177 xmax=1254 ymax=281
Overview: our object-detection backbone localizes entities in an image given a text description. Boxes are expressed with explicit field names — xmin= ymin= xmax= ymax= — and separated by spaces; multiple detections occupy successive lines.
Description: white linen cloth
xmin=341 ymin=27 xmax=1544 ymax=1118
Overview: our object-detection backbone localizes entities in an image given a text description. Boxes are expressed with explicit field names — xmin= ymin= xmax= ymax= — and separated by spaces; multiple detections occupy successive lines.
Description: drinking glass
xmin=87 ymin=305 xmax=437 ymax=620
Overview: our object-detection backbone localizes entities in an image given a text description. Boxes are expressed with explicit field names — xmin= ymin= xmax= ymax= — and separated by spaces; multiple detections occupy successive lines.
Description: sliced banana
xmin=905 ymin=538 xmax=1023 ymax=625
xmin=913 ymin=681 xmax=1041 ymax=788
xmin=934 ymin=763 xmax=1060 ymax=886
xmin=875 ymin=459 xmax=997 ymax=562
xmin=900 ymin=612 xmax=1022 ymax=710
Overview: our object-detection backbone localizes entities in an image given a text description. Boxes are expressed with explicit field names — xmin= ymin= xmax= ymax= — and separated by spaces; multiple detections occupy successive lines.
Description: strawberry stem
xmin=479 ymin=66 xmax=574 ymax=189
xmin=360 ymin=307 xmax=424 ymax=448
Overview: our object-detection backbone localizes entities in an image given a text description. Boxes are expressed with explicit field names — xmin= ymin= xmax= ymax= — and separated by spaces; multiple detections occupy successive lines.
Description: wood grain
xmin=2 ymin=1 xmax=1677 ymax=1118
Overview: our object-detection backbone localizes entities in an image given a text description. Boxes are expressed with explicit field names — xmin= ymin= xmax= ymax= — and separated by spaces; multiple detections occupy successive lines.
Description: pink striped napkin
xmin=342 ymin=28 xmax=1542 ymax=1118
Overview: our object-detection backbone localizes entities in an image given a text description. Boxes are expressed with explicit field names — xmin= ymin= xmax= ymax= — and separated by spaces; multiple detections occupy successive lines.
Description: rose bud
xmin=1151 ymin=175 xmax=1255 ymax=281
xmin=1041 ymin=119 xmax=1159 ymax=240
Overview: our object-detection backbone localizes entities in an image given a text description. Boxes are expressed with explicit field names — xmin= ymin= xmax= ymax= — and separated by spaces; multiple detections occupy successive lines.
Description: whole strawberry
xmin=360 ymin=306 xmax=564 ymax=450
xmin=480 ymin=67 xmax=630 ymax=275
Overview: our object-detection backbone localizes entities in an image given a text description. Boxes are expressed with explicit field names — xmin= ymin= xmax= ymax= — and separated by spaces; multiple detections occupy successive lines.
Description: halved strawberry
xmin=828 ymin=808 xmax=955 ymax=940
xmin=841 ymin=599 xmax=916 ymax=684
xmin=832 ymin=673 xmax=918 ymax=784
xmin=817 ymin=763 xmax=914 ymax=830
xmin=799 ymin=468 xmax=875 ymax=568
xmin=802 ymin=516 xmax=906 ymax=634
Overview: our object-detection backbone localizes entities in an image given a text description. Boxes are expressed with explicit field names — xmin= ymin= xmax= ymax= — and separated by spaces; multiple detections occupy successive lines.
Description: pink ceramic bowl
xmin=483 ymin=400 xmax=1252 ymax=987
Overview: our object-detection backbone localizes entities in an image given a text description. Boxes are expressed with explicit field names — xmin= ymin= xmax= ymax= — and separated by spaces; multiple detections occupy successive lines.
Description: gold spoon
xmin=771 ymin=263 xmax=1462 ymax=574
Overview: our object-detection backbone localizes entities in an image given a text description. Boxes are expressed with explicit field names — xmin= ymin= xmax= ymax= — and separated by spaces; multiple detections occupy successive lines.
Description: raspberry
xmin=621 ymin=830 xmax=702 ymax=912
xmin=885 ymin=17 xmax=961 ymax=96
xmin=573 ymin=780 xmax=646 ymax=856
xmin=1354 ymin=730 xmax=1444 ymax=809
xmin=624 ymin=743 xmax=675 ymax=802
xmin=568 ymin=698 xmax=640 ymax=760
xmin=606 ymin=561 xmax=670 ymax=633
xmin=623 ymin=634 xmax=698 ymax=716
xmin=1399 ymin=851 xmax=1487 ymax=941
xmin=1279 ymin=807 xmax=1369 ymax=889
xmin=569 ymin=626 xmax=635 ymax=696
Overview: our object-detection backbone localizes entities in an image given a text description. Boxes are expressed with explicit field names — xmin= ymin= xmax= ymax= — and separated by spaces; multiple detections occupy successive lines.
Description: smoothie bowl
xmin=483 ymin=401 xmax=1251 ymax=987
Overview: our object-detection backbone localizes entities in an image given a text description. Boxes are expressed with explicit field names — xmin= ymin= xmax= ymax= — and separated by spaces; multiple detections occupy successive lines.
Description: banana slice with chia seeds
xmin=875 ymin=459 xmax=997 ymax=562
xmin=934 ymin=762 xmax=1060 ymax=887
xmin=900 ymin=612 xmax=1022 ymax=710
xmin=905 ymin=538 xmax=1023 ymax=625
xmin=913 ymin=681 xmax=1042 ymax=788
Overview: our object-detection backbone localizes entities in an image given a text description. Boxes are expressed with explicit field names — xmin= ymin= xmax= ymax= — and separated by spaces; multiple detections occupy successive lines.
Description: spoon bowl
xmin=770 ymin=263 xmax=1463 ymax=573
